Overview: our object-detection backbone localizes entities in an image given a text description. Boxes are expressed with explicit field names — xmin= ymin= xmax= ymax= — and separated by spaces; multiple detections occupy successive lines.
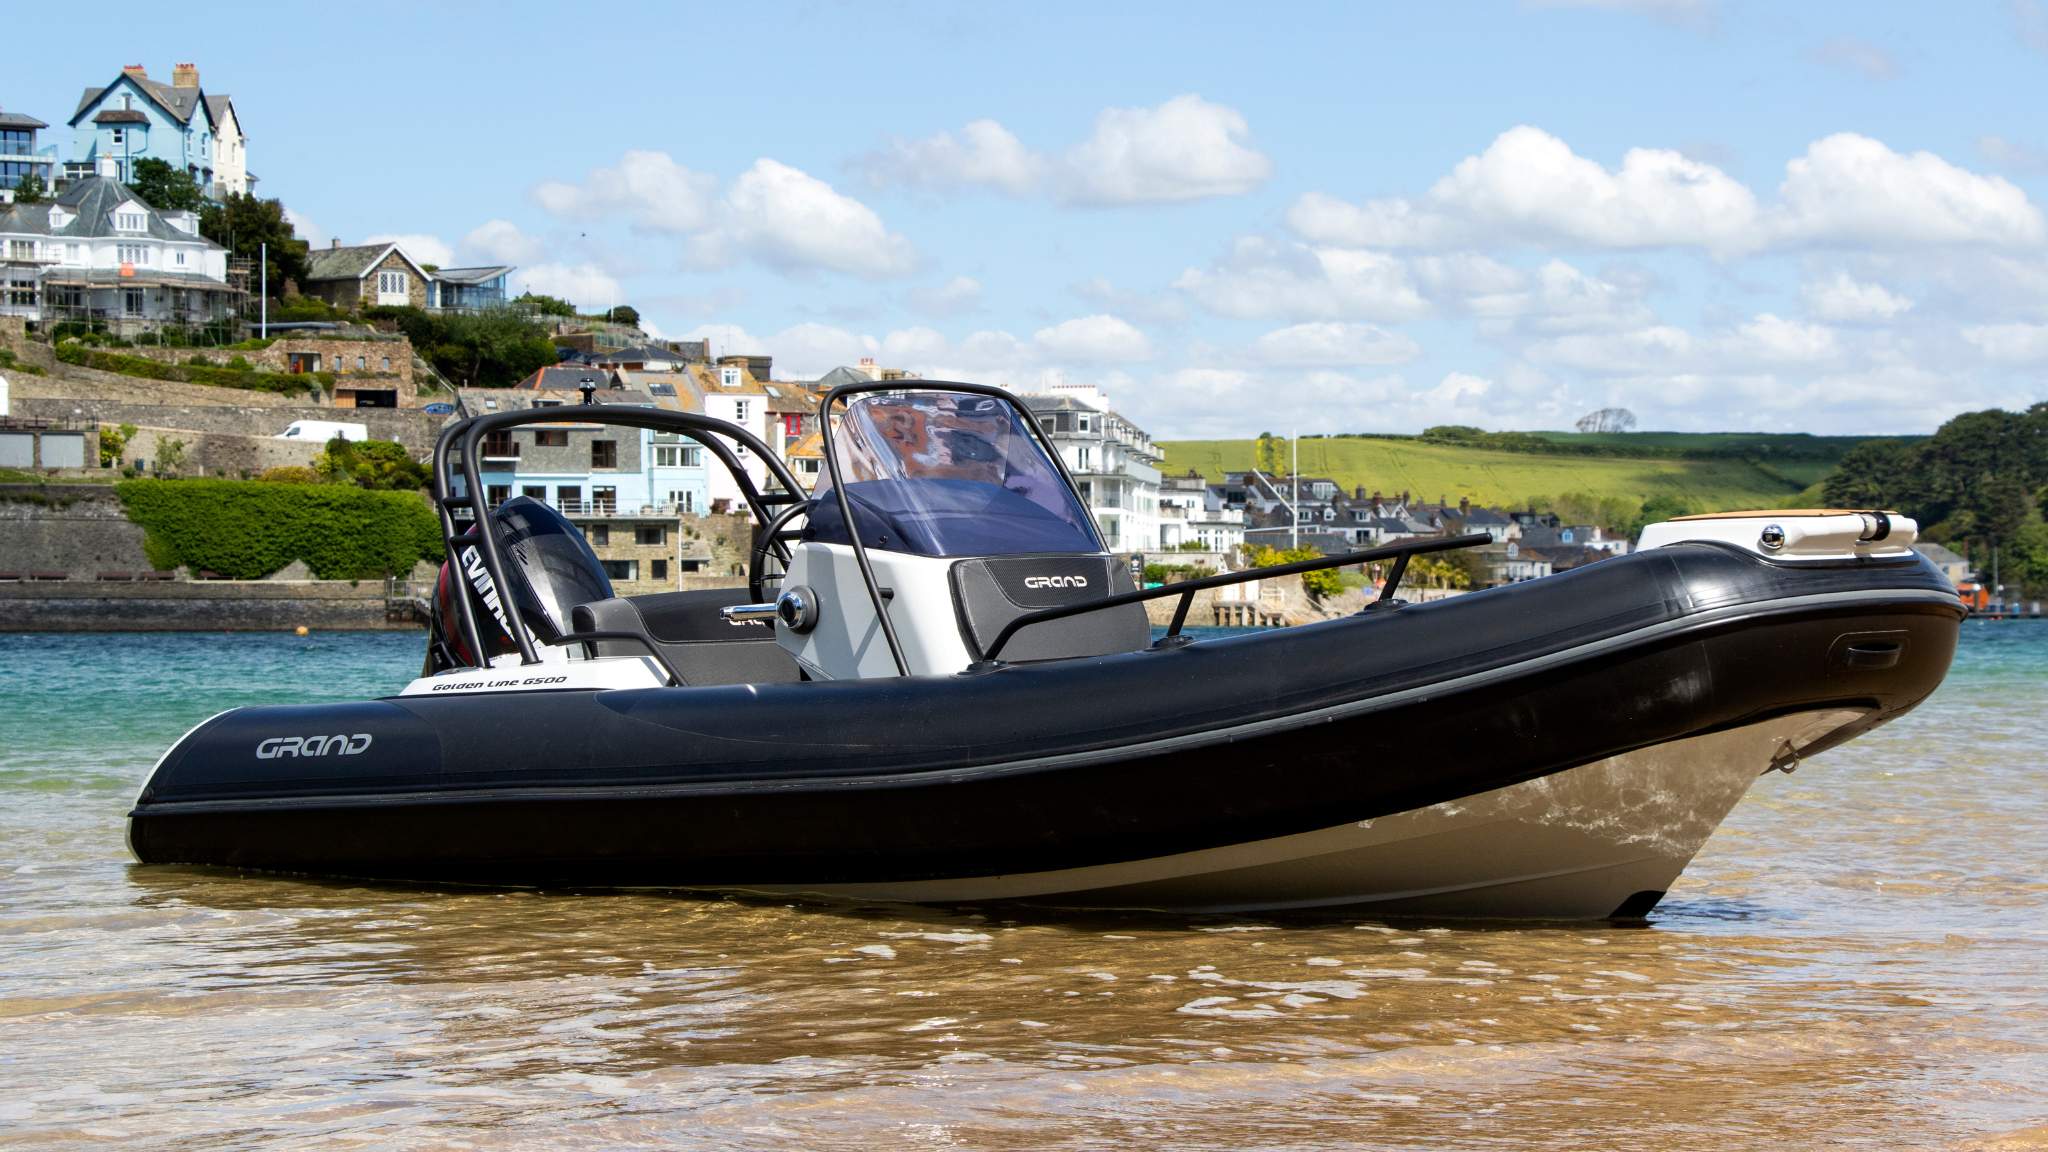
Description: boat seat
xmin=949 ymin=555 xmax=1152 ymax=663
xmin=571 ymin=588 xmax=803 ymax=686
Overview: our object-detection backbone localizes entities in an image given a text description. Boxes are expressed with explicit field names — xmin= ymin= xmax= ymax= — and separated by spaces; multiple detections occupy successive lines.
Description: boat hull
xmin=127 ymin=544 xmax=1964 ymax=918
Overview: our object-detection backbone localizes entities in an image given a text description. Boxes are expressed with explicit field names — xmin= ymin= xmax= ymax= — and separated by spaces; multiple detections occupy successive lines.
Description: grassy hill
xmin=1157 ymin=433 xmax=1865 ymax=512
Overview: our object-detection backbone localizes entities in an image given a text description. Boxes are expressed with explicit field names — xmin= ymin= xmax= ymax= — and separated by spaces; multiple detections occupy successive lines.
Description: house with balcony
xmin=1020 ymin=384 xmax=1163 ymax=553
xmin=428 ymin=266 xmax=511 ymax=312
xmin=459 ymin=385 xmax=706 ymax=594
xmin=65 ymin=64 xmax=250 ymax=196
xmin=1157 ymin=470 xmax=1245 ymax=556
xmin=301 ymin=240 xmax=433 ymax=311
xmin=0 ymin=172 xmax=237 ymax=333
xmin=0 ymin=110 xmax=57 ymax=192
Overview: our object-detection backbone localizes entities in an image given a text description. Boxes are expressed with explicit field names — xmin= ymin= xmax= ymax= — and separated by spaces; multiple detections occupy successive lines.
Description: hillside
xmin=1158 ymin=435 xmax=1838 ymax=512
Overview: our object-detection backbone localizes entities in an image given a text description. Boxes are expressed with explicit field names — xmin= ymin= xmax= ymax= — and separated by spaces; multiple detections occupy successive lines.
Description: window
xmin=681 ymin=446 xmax=703 ymax=468
xmin=521 ymin=486 xmax=546 ymax=500
xmin=592 ymin=486 xmax=617 ymax=513
xmin=1074 ymin=446 xmax=1092 ymax=472
xmin=480 ymin=432 xmax=517 ymax=459
xmin=653 ymin=445 xmax=681 ymax=468
xmin=122 ymin=288 xmax=144 ymax=315
xmin=376 ymin=270 xmax=407 ymax=302
xmin=173 ymin=250 xmax=186 ymax=267
xmin=590 ymin=440 xmax=617 ymax=469
xmin=110 ymin=128 xmax=126 ymax=147
xmin=635 ymin=525 xmax=666 ymax=546
xmin=651 ymin=558 xmax=668 ymax=581
xmin=680 ymin=491 xmax=696 ymax=514
xmin=117 ymin=244 xmax=150 ymax=265
xmin=486 ymin=484 xmax=510 ymax=506
xmin=720 ymin=366 xmax=740 ymax=387
xmin=356 ymin=356 xmax=366 ymax=370
xmin=557 ymin=486 xmax=582 ymax=509
xmin=586 ymin=524 xmax=609 ymax=546
xmin=534 ymin=429 xmax=568 ymax=447
xmin=380 ymin=357 xmax=390 ymax=371
xmin=600 ymin=560 xmax=637 ymax=582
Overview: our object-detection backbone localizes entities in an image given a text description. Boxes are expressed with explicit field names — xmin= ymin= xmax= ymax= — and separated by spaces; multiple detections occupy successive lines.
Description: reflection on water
xmin=1 ymin=626 xmax=2043 ymax=1150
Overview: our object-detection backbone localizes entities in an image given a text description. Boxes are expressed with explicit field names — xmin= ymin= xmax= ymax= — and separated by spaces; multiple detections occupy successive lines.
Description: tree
xmin=1255 ymin=431 xmax=1282 ymax=475
xmin=199 ymin=193 xmax=309 ymax=297
xmin=314 ymin=438 xmax=430 ymax=490
xmin=605 ymin=305 xmax=641 ymax=327
xmin=1575 ymin=407 xmax=1638 ymax=434
xmin=369 ymin=305 xmax=557 ymax=388
xmin=128 ymin=157 xmax=204 ymax=213
xmin=12 ymin=172 xmax=46 ymax=205
xmin=513 ymin=292 xmax=577 ymax=318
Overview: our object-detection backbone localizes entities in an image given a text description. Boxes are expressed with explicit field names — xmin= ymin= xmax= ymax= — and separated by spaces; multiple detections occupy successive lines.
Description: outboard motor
xmin=430 ymin=496 xmax=613 ymax=671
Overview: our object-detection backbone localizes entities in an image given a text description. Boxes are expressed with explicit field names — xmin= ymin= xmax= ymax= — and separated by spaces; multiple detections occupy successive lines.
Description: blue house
xmin=66 ymin=64 xmax=247 ymax=195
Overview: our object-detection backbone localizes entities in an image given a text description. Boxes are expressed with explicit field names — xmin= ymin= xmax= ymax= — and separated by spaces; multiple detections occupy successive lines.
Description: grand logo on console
xmin=256 ymin=734 xmax=373 ymax=759
xmin=1022 ymin=574 xmax=1090 ymax=590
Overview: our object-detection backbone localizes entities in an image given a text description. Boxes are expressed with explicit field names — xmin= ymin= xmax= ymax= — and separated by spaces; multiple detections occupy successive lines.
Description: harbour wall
xmin=0 ymin=579 xmax=409 ymax=632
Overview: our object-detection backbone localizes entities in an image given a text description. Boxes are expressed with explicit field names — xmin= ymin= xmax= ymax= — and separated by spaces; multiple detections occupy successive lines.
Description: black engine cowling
xmin=431 ymin=496 xmax=613 ymax=670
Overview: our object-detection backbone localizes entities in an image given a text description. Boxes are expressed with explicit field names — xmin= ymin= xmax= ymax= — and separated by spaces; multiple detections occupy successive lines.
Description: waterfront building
xmin=0 ymin=109 xmax=57 ymax=192
xmin=681 ymin=361 xmax=774 ymax=516
xmin=66 ymin=64 xmax=250 ymax=196
xmin=462 ymin=385 xmax=700 ymax=594
xmin=1156 ymin=470 xmax=1245 ymax=555
xmin=1020 ymin=384 xmax=1163 ymax=553
xmin=0 ymin=173 xmax=236 ymax=334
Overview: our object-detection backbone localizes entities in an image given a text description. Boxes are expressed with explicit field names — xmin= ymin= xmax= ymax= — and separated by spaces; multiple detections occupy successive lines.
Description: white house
xmin=0 ymin=170 xmax=235 ymax=333
xmin=1021 ymin=383 xmax=1164 ymax=553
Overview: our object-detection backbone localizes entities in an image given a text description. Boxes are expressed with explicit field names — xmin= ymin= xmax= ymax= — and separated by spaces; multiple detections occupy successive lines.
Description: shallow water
xmin=0 ymin=624 xmax=2042 ymax=1150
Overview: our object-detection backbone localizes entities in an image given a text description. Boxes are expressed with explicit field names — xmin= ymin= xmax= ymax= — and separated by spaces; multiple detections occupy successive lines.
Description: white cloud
xmin=365 ymin=232 xmax=453 ymax=269
xmin=1071 ymin=277 xmax=1187 ymax=325
xmin=1813 ymin=36 xmax=1900 ymax=81
xmin=855 ymin=119 xmax=1043 ymax=194
xmin=285 ymin=207 xmax=327 ymax=248
xmin=461 ymin=219 xmax=545 ymax=265
xmin=1288 ymin=126 xmax=1760 ymax=253
xmin=1979 ymin=134 xmax=2048 ymax=174
xmin=1249 ymin=322 xmax=1421 ymax=367
xmin=1962 ymin=322 xmax=2048 ymax=362
xmin=909 ymin=275 xmax=984 ymax=315
xmin=1175 ymin=236 xmax=1429 ymax=321
xmin=1802 ymin=271 xmax=1913 ymax=322
xmin=1772 ymin=133 xmax=2044 ymax=247
xmin=692 ymin=159 xmax=916 ymax=277
xmin=859 ymin=95 xmax=1270 ymax=206
xmin=533 ymin=150 xmax=716 ymax=234
xmin=1031 ymin=314 xmax=1153 ymax=362
xmin=1060 ymin=94 xmax=1272 ymax=204
xmin=1730 ymin=313 xmax=1840 ymax=363
xmin=515 ymin=263 xmax=621 ymax=312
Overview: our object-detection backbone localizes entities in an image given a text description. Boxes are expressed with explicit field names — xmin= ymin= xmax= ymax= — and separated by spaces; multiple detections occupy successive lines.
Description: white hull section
xmin=735 ymin=710 xmax=1863 ymax=918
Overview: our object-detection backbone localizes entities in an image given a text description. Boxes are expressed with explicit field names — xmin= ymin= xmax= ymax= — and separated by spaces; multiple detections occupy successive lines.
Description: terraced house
xmin=0 ymin=173 xmax=236 ymax=333
xmin=66 ymin=63 xmax=250 ymax=196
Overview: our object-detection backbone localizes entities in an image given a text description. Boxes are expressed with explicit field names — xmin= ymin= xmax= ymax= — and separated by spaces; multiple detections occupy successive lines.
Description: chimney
xmin=331 ymin=238 xmax=341 ymax=249
xmin=172 ymin=63 xmax=199 ymax=88
xmin=122 ymin=64 xmax=147 ymax=77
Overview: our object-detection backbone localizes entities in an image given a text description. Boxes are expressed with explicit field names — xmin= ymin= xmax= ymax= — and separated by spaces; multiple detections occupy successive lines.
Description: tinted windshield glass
xmin=805 ymin=391 xmax=1103 ymax=558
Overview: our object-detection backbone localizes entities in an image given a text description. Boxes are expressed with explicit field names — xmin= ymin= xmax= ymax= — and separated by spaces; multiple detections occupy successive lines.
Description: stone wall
xmin=0 ymin=485 xmax=154 ymax=577
xmin=11 ymin=397 xmax=446 ymax=456
xmin=0 ymin=579 xmax=414 ymax=631
xmin=11 ymin=356 xmax=308 ymax=407
xmin=121 ymin=425 xmax=323 ymax=477
xmin=118 ymin=336 xmax=417 ymax=397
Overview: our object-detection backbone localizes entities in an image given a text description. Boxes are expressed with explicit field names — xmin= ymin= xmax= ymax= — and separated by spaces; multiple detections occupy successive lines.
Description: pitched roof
xmin=204 ymin=94 xmax=236 ymax=131
xmin=72 ymin=71 xmax=218 ymax=129
xmin=0 ymin=175 xmax=222 ymax=247
xmin=515 ymin=365 xmax=615 ymax=391
xmin=0 ymin=111 xmax=48 ymax=130
xmin=303 ymin=243 xmax=429 ymax=284
xmin=786 ymin=429 xmax=824 ymax=460
xmin=92 ymin=109 xmax=150 ymax=125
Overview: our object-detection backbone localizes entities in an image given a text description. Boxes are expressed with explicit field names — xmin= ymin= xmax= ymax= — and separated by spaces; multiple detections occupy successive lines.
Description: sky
xmin=7 ymin=0 xmax=2048 ymax=438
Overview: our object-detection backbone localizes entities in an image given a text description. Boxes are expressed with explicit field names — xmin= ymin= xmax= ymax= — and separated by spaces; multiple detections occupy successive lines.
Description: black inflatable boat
xmin=129 ymin=382 xmax=1963 ymax=918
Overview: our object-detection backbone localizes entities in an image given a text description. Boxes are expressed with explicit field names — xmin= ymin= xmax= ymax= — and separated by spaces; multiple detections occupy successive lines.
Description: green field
xmin=1159 ymin=436 xmax=1832 ymax=512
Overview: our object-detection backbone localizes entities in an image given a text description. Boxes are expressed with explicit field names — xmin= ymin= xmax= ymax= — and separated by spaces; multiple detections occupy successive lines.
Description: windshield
xmin=805 ymin=391 xmax=1104 ymax=558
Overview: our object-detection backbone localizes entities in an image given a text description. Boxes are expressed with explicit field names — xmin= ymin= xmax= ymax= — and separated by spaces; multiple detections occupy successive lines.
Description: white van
xmin=275 ymin=420 xmax=370 ymax=443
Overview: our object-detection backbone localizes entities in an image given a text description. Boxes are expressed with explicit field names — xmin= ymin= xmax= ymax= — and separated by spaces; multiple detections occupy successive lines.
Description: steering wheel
xmin=748 ymin=500 xmax=812 ymax=603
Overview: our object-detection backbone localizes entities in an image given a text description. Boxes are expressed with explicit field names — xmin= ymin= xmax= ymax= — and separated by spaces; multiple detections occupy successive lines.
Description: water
xmin=1 ymin=625 xmax=2042 ymax=1149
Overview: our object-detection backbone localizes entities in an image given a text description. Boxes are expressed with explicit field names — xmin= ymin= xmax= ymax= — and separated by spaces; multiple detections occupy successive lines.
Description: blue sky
xmin=7 ymin=0 xmax=2047 ymax=436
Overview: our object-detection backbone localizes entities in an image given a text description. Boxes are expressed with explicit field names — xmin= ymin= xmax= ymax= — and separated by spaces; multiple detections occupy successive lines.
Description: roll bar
xmin=431 ymin=403 xmax=805 ymax=669
xmin=815 ymin=379 xmax=1089 ymax=678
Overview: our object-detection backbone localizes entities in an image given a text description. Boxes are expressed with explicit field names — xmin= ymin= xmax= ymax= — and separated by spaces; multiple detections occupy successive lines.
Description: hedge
xmin=116 ymin=479 xmax=444 ymax=579
xmin=55 ymin=342 xmax=329 ymax=397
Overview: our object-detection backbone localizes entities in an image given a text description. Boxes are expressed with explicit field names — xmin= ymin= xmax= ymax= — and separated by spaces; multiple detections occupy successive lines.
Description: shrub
xmin=257 ymin=466 xmax=320 ymax=484
xmin=117 ymin=478 xmax=444 ymax=579
xmin=54 ymin=342 xmax=321 ymax=398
